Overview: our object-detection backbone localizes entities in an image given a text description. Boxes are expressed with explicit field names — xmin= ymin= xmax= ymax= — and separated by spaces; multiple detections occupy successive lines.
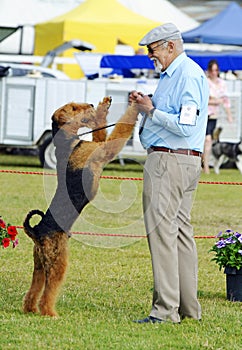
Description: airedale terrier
xmin=23 ymin=96 xmax=138 ymax=317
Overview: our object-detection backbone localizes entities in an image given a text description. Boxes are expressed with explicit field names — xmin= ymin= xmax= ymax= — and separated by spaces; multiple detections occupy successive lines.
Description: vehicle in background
xmin=0 ymin=75 xmax=152 ymax=169
xmin=0 ymin=39 xmax=96 ymax=169
xmin=0 ymin=62 xmax=70 ymax=79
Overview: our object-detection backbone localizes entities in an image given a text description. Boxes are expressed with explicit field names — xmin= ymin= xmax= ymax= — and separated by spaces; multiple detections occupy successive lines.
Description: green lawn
xmin=0 ymin=153 xmax=241 ymax=350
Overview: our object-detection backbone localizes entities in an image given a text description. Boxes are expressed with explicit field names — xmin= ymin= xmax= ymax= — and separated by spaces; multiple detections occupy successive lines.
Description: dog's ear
xmin=52 ymin=104 xmax=75 ymax=126
xmin=52 ymin=111 xmax=70 ymax=126
xmin=52 ymin=103 xmax=87 ymax=126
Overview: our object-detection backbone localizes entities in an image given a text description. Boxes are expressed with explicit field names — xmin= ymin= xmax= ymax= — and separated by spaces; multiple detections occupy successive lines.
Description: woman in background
xmin=203 ymin=59 xmax=233 ymax=174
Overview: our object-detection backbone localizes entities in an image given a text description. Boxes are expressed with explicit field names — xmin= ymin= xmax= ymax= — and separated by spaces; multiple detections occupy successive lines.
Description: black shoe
xmin=133 ymin=316 xmax=164 ymax=324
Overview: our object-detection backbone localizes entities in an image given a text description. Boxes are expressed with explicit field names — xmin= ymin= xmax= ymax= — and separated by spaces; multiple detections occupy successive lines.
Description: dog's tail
xmin=23 ymin=209 xmax=44 ymax=240
xmin=213 ymin=127 xmax=223 ymax=142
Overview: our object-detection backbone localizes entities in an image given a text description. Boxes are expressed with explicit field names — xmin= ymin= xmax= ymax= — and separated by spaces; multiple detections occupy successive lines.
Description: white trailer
xmin=0 ymin=76 xmax=241 ymax=169
xmin=0 ymin=77 xmax=87 ymax=168
xmin=0 ymin=76 xmax=157 ymax=168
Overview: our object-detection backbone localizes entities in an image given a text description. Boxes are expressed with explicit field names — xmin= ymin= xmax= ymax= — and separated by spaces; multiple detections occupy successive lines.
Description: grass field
xmin=0 ymin=153 xmax=241 ymax=350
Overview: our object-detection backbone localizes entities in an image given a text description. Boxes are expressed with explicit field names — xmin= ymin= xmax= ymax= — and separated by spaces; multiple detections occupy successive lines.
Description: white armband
xmin=179 ymin=105 xmax=199 ymax=126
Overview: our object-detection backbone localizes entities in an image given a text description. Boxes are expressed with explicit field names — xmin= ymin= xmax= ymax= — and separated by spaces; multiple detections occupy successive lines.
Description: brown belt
xmin=149 ymin=146 xmax=202 ymax=157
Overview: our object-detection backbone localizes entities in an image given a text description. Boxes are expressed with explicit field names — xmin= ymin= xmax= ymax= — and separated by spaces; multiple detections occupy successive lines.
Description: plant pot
xmin=224 ymin=267 xmax=242 ymax=302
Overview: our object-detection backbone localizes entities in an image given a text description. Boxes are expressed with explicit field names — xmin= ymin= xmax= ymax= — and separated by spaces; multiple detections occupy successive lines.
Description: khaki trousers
xmin=143 ymin=151 xmax=202 ymax=323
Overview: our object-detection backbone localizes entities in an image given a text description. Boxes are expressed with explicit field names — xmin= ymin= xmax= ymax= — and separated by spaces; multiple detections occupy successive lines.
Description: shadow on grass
xmin=198 ymin=290 xmax=225 ymax=300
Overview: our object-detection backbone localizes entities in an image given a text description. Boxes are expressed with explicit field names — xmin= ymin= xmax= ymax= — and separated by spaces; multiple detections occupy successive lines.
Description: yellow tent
xmin=34 ymin=0 xmax=160 ymax=78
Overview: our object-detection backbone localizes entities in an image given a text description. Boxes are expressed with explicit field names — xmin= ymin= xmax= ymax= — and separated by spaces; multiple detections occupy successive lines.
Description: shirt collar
xmin=160 ymin=52 xmax=187 ymax=77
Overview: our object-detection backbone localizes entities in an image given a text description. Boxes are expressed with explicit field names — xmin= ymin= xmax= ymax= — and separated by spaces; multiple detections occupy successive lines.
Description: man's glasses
xmin=147 ymin=41 xmax=167 ymax=54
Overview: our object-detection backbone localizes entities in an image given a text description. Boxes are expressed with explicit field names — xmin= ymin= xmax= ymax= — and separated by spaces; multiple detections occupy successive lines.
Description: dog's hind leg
xmin=38 ymin=233 xmax=69 ymax=317
xmin=213 ymin=155 xmax=228 ymax=174
xmin=235 ymin=155 xmax=242 ymax=174
xmin=23 ymin=245 xmax=45 ymax=314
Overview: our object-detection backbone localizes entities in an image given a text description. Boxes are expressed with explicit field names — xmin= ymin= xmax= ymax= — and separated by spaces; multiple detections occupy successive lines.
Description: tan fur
xmin=23 ymin=97 xmax=138 ymax=317
xmin=23 ymin=233 xmax=68 ymax=317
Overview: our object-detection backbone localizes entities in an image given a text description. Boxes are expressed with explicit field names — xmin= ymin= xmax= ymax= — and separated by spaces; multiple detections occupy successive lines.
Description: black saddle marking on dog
xmin=212 ymin=141 xmax=242 ymax=161
xmin=25 ymin=123 xmax=95 ymax=238
xmin=33 ymin=166 xmax=93 ymax=237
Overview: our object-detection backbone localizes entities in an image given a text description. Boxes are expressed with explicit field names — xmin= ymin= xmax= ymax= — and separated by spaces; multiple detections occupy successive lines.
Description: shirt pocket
xmin=154 ymin=94 xmax=175 ymax=114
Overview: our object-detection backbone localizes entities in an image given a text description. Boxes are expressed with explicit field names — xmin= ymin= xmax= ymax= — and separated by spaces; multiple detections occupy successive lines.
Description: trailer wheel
xmin=39 ymin=135 xmax=56 ymax=169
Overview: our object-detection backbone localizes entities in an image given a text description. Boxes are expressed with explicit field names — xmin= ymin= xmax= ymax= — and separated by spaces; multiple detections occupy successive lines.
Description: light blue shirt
xmin=139 ymin=52 xmax=209 ymax=152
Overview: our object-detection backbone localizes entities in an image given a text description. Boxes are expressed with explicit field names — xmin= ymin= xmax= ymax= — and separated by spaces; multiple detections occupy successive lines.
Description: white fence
xmin=218 ymin=80 xmax=242 ymax=143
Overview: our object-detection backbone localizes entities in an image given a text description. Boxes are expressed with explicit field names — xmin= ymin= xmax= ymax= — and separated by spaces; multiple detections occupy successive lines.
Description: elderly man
xmin=130 ymin=23 xmax=209 ymax=324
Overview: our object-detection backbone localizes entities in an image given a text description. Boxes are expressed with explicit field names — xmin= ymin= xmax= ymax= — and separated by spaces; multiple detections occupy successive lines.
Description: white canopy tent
xmin=119 ymin=0 xmax=198 ymax=32
xmin=0 ymin=0 xmax=81 ymax=54
xmin=0 ymin=0 xmax=198 ymax=55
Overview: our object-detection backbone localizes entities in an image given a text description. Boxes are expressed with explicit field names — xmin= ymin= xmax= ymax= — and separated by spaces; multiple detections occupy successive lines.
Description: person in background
xmin=129 ymin=23 xmax=209 ymax=324
xmin=203 ymin=59 xmax=233 ymax=174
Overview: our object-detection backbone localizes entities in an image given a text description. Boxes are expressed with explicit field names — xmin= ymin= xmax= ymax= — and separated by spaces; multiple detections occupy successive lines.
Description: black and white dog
xmin=212 ymin=128 xmax=242 ymax=174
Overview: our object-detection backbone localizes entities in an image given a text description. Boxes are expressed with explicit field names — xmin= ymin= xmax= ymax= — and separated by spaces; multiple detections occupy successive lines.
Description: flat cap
xmin=139 ymin=23 xmax=182 ymax=46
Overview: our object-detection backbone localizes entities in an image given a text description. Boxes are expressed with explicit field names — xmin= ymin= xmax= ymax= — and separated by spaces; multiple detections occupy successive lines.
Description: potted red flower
xmin=0 ymin=216 xmax=19 ymax=249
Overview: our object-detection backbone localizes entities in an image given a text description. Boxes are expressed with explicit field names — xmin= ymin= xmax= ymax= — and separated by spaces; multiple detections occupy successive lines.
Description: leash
xmin=138 ymin=94 xmax=153 ymax=136
xmin=77 ymin=123 xmax=116 ymax=137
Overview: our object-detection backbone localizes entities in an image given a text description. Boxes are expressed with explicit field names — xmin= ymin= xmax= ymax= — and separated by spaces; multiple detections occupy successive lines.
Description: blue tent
xmin=182 ymin=2 xmax=242 ymax=45
xmin=186 ymin=50 xmax=242 ymax=71
xmin=100 ymin=55 xmax=154 ymax=69
xmin=100 ymin=51 xmax=242 ymax=73
xmin=99 ymin=52 xmax=242 ymax=74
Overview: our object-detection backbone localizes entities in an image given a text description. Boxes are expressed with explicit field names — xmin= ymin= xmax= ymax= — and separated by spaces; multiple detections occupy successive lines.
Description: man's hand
xmin=128 ymin=90 xmax=143 ymax=104
xmin=129 ymin=91 xmax=154 ymax=114
xmin=135 ymin=94 xmax=154 ymax=114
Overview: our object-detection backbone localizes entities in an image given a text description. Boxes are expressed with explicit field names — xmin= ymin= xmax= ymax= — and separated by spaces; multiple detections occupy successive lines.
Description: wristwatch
xmin=148 ymin=107 xmax=156 ymax=118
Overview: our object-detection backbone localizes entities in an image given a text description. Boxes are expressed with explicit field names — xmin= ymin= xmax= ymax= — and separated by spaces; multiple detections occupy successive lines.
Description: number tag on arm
xmin=179 ymin=105 xmax=198 ymax=126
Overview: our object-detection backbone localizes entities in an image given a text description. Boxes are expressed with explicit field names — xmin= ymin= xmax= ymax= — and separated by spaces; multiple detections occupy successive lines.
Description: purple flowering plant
xmin=209 ymin=230 xmax=242 ymax=271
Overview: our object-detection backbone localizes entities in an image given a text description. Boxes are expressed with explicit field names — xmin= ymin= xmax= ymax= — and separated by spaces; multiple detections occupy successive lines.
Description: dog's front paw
xmin=95 ymin=96 xmax=112 ymax=127
xmin=101 ymin=96 xmax=112 ymax=109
